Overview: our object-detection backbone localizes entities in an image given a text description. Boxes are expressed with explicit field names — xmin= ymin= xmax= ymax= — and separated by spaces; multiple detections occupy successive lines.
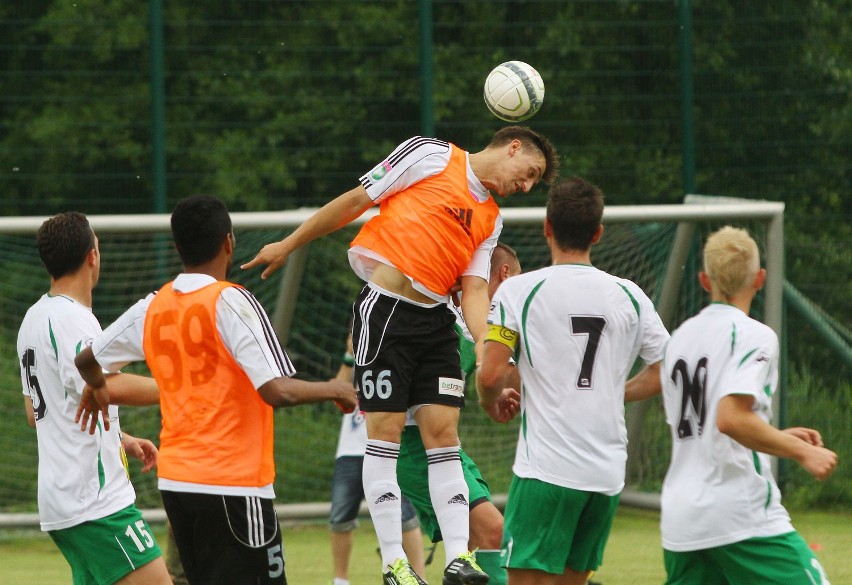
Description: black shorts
xmin=351 ymin=283 xmax=464 ymax=412
xmin=161 ymin=490 xmax=286 ymax=585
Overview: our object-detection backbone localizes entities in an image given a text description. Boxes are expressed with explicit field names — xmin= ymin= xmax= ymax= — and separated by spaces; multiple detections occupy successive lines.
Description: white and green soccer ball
xmin=483 ymin=61 xmax=545 ymax=122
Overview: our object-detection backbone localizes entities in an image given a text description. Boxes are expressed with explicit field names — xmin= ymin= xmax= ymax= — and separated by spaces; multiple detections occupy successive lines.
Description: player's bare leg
xmin=115 ymin=557 xmax=173 ymax=585
xmin=508 ymin=566 xmax=593 ymax=585
xmin=417 ymin=405 xmax=488 ymax=584
xmin=469 ymin=501 xmax=503 ymax=549
xmin=365 ymin=411 xmax=426 ymax=582
xmin=470 ymin=501 xmax=505 ymax=584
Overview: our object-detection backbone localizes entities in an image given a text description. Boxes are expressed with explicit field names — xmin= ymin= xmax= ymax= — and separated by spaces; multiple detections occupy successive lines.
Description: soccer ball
xmin=483 ymin=61 xmax=545 ymax=122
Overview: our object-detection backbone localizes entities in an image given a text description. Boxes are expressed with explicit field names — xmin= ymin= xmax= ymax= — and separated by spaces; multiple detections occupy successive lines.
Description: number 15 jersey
xmin=488 ymin=264 xmax=668 ymax=495
xmin=660 ymin=303 xmax=793 ymax=552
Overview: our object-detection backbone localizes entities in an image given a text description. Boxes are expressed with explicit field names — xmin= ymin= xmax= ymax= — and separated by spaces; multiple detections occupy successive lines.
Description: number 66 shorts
xmin=351 ymin=283 xmax=465 ymax=413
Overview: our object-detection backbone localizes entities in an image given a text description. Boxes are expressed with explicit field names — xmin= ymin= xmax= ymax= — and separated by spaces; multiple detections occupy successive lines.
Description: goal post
xmin=0 ymin=199 xmax=784 ymax=525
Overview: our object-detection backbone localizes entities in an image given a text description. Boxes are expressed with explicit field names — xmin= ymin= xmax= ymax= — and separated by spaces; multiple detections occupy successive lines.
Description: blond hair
xmin=703 ymin=226 xmax=760 ymax=298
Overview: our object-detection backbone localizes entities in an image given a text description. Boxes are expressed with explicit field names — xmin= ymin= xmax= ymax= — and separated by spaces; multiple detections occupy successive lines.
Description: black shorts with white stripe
xmin=351 ymin=283 xmax=464 ymax=412
xmin=162 ymin=490 xmax=286 ymax=585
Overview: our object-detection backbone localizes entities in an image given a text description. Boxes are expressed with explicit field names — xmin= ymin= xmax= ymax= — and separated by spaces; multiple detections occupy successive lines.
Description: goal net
xmin=0 ymin=198 xmax=783 ymax=524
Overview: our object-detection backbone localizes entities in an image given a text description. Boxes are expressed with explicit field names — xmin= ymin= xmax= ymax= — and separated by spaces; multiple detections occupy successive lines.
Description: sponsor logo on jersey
xmin=438 ymin=377 xmax=464 ymax=397
xmin=443 ymin=206 xmax=474 ymax=235
xmin=375 ymin=491 xmax=399 ymax=504
xmin=447 ymin=493 xmax=468 ymax=506
xmin=370 ymin=161 xmax=392 ymax=181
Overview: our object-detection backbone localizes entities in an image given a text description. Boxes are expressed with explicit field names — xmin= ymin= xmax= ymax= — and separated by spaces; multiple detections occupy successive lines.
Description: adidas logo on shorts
xmin=447 ymin=493 xmax=468 ymax=506
xmin=375 ymin=492 xmax=399 ymax=504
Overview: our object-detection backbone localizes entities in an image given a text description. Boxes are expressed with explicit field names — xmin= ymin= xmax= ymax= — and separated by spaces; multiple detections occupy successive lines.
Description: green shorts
xmin=49 ymin=504 xmax=163 ymax=585
xmin=664 ymin=531 xmax=831 ymax=585
xmin=398 ymin=425 xmax=492 ymax=542
xmin=501 ymin=475 xmax=619 ymax=575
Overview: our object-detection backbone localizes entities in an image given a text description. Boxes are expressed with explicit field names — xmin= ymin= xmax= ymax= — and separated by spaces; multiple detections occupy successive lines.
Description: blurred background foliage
xmin=0 ymin=0 xmax=848 ymax=507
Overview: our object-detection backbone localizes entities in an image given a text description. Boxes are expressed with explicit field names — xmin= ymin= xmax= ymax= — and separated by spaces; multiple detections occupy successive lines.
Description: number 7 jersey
xmin=487 ymin=264 xmax=669 ymax=494
xmin=660 ymin=303 xmax=792 ymax=551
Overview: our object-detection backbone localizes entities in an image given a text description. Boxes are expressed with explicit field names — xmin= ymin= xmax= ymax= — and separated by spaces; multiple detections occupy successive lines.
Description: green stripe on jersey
xmin=97 ymin=420 xmax=106 ymax=493
xmin=521 ymin=279 xmax=547 ymax=368
xmin=48 ymin=320 xmax=58 ymax=361
xmin=738 ymin=348 xmax=758 ymax=369
xmin=730 ymin=322 xmax=737 ymax=355
xmin=617 ymin=283 xmax=640 ymax=317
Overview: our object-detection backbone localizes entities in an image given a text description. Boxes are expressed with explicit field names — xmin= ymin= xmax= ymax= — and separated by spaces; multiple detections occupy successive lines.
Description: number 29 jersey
xmin=660 ymin=303 xmax=793 ymax=552
xmin=488 ymin=264 xmax=668 ymax=494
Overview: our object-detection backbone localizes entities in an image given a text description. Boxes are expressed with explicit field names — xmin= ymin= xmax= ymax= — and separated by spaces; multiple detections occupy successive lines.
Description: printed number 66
xmin=361 ymin=369 xmax=392 ymax=399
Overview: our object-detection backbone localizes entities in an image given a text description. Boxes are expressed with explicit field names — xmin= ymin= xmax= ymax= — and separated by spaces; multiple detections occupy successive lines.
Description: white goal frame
xmin=0 ymin=198 xmax=784 ymax=526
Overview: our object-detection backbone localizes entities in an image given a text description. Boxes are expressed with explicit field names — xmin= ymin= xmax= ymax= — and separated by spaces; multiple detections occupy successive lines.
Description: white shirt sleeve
xmin=615 ymin=279 xmax=670 ymax=365
xmin=217 ymin=286 xmax=296 ymax=389
xmin=488 ymin=280 xmax=520 ymax=332
xmin=91 ymin=294 xmax=154 ymax=372
xmin=462 ymin=215 xmax=503 ymax=281
xmin=358 ymin=137 xmax=451 ymax=202
xmin=722 ymin=328 xmax=778 ymax=402
xmin=56 ymin=310 xmax=102 ymax=400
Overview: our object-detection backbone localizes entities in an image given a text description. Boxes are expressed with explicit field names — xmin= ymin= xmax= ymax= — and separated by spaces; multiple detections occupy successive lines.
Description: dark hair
xmin=488 ymin=126 xmax=560 ymax=184
xmin=37 ymin=212 xmax=94 ymax=279
xmin=492 ymin=241 xmax=519 ymax=267
xmin=171 ymin=195 xmax=232 ymax=267
xmin=546 ymin=177 xmax=604 ymax=251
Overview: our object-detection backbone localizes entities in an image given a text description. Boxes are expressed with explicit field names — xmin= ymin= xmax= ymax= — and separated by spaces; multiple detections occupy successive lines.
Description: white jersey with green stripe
xmin=17 ymin=294 xmax=135 ymax=531
xmin=660 ymin=303 xmax=793 ymax=551
xmin=488 ymin=264 xmax=668 ymax=494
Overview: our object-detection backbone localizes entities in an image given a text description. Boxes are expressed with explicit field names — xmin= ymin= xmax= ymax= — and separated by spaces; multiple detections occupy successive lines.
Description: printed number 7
xmin=570 ymin=316 xmax=606 ymax=390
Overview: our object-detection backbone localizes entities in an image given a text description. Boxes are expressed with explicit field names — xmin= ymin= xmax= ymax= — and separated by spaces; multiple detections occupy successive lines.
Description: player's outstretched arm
xmin=74 ymin=346 xmax=111 ymax=434
xmin=101 ymin=373 xmax=159 ymax=406
xmin=121 ymin=433 xmax=158 ymax=473
xmin=258 ymin=376 xmax=358 ymax=412
xmin=23 ymin=396 xmax=36 ymax=428
xmin=241 ymin=186 xmax=374 ymax=280
xmin=477 ymin=339 xmax=517 ymax=421
xmin=624 ymin=361 xmax=662 ymax=402
xmin=717 ymin=394 xmax=837 ymax=480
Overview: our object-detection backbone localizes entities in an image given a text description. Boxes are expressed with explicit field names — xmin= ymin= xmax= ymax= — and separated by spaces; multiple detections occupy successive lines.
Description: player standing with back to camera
xmin=75 ymin=195 xmax=357 ymax=585
xmin=18 ymin=211 xmax=172 ymax=585
xmin=659 ymin=226 xmax=836 ymax=585
xmin=243 ymin=127 xmax=559 ymax=585
xmin=477 ymin=177 xmax=669 ymax=585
